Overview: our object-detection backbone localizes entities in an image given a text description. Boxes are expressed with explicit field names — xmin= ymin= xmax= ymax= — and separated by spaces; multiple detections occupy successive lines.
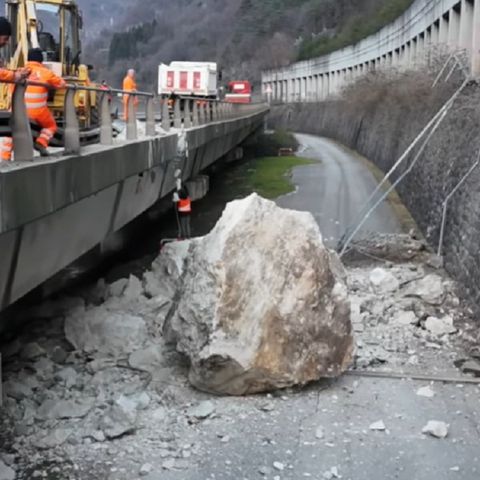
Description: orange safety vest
xmin=178 ymin=198 xmax=192 ymax=213
xmin=123 ymin=75 xmax=139 ymax=103
xmin=25 ymin=61 xmax=66 ymax=111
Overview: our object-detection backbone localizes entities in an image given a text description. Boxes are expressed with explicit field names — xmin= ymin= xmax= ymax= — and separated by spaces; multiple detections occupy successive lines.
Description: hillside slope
xmin=0 ymin=0 xmax=415 ymax=89
xmin=88 ymin=0 xmax=410 ymax=88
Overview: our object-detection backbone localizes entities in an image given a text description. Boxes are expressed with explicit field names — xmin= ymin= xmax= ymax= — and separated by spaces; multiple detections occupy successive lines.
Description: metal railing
xmin=2 ymin=78 xmax=268 ymax=162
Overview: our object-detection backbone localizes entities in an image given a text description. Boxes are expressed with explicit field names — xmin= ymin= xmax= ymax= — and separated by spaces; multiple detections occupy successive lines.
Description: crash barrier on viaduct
xmin=262 ymin=0 xmax=480 ymax=102
xmin=0 ymin=80 xmax=269 ymax=312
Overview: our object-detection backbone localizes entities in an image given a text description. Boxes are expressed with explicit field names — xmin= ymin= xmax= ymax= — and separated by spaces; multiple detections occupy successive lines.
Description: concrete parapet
xmin=0 ymin=107 xmax=269 ymax=312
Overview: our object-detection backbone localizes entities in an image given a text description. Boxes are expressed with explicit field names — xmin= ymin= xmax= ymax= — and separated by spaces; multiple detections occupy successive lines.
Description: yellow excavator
xmin=0 ymin=0 xmax=101 ymax=143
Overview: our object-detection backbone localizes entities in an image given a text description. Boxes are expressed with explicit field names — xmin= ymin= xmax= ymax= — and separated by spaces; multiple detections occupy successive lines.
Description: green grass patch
xmin=248 ymin=156 xmax=314 ymax=199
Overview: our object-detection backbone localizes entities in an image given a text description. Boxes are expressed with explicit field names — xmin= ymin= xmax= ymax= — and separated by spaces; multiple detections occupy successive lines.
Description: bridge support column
xmin=439 ymin=13 xmax=449 ymax=45
xmin=411 ymin=40 xmax=418 ymax=65
xmin=432 ymin=22 xmax=440 ymax=45
xmin=448 ymin=7 xmax=460 ymax=50
xmin=472 ymin=0 xmax=480 ymax=77
xmin=459 ymin=0 xmax=474 ymax=52
xmin=417 ymin=34 xmax=426 ymax=65
xmin=317 ymin=75 xmax=324 ymax=101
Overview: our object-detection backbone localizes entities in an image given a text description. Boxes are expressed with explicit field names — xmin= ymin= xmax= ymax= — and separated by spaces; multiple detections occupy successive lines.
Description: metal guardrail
xmin=2 ymin=78 xmax=267 ymax=162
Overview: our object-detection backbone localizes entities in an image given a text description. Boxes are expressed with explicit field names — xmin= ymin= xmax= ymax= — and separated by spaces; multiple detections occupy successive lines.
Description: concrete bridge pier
xmin=473 ymin=0 xmax=480 ymax=76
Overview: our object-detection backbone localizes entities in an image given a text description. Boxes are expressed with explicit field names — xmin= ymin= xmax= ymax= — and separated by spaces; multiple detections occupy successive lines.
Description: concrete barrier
xmin=262 ymin=0 xmax=480 ymax=102
xmin=0 ymin=107 xmax=268 ymax=312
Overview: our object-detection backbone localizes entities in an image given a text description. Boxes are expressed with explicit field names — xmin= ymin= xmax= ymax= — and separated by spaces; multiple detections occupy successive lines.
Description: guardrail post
xmin=211 ymin=102 xmax=217 ymax=121
xmin=10 ymin=83 xmax=34 ymax=161
xmin=100 ymin=92 xmax=112 ymax=145
xmin=126 ymin=95 xmax=137 ymax=140
xmin=184 ymin=100 xmax=192 ymax=128
xmin=161 ymin=99 xmax=170 ymax=132
xmin=174 ymin=99 xmax=182 ymax=129
xmin=192 ymin=100 xmax=199 ymax=126
xmin=200 ymin=102 xmax=207 ymax=125
xmin=205 ymin=102 xmax=210 ymax=123
xmin=146 ymin=97 xmax=156 ymax=136
xmin=64 ymin=88 xmax=80 ymax=154
xmin=210 ymin=102 xmax=215 ymax=122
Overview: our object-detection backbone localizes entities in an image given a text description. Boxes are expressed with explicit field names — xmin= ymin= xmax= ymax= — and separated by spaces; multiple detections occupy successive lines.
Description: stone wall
xmin=270 ymin=76 xmax=480 ymax=304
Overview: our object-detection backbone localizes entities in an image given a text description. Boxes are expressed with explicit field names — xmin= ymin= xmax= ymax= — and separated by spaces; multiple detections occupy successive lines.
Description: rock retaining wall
xmin=270 ymin=77 xmax=480 ymax=306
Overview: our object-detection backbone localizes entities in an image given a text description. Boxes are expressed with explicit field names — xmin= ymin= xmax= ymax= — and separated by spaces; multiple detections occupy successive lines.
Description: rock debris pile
xmin=0 ymin=199 xmax=478 ymax=479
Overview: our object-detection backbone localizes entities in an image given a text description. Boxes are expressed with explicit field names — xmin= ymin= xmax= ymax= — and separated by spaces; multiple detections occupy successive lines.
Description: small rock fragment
xmin=259 ymin=402 xmax=275 ymax=412
xmin=323 ymin=466 xmax=340 ymax=479
xmin=34 ymin=428 xmax=73 ymax=450
xmin=20 ymin=342 xmax=45 ymax=360
xmin=56 ymin=367 xmax=78 ymax=388
xmin=3 ymin=380 xmax=32 ymax=401
xmin=100 ymin=404 xmax=137 ymax=439
xmin=393 ymin=311 xmax=417 ymax=326
xmin=129 ymin=345 xmax=163 ymax=373
xmin=273 ymin=462 xmax=285 ymax=471
xmin=116 ymin=392 xmax=151 ymax=412
xmin=108 ymin=278 xmax=129 ymax=298
xmin=91 ymin=431 xmax=106 ymax=443
xmin=416 ymin=386 xmax=435 ymax=398
xmin=51 ymin=346 xmax=68 ymax=364
xmin=422 ymin=420 xmax=448 ymax=439
xmin=139 ymin=464 xmax=153 ymax=476
xmin=187 ymin=401 xmax=215 ymax=420
xmin=315 ymin=427 xmax=325 ymax=439
xmin=461 ymin=359 xmax=480 ymax=377
xmin=37 ymin=397 xmax=94 ymax=420
xmin=369 ymin=420 xmax=386 ymax=431
xmin=425 ymin=316 xmax=456 ymax=336
xmin=409 ymin=275 xmax=445 ymax=305
xmin=0 ymin=460 xmax=15 ymax=480
xmin=369 ymin=268 xmax=399 ymax=293
xmin=162 ymin=458 xmax=176 ymax=470
xmin=259 ymin=466 xmax=271 ymax=476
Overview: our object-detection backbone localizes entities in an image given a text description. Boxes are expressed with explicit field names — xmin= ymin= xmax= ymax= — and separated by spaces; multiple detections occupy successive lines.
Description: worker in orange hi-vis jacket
xmin=122 ymin=68 xmax=139 ymax=121
xmin=0 ymin=17 xmax=31 ymax=162
xmin=24 ymin=48 xmax=66 ymax=156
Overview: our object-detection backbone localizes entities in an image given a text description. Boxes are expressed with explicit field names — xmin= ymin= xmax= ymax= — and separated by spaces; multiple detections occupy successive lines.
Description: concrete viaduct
xmin=0 ymin=90 xmax=268 ymax=313
xmin=262 ymin=0 xmax=480 ymax=102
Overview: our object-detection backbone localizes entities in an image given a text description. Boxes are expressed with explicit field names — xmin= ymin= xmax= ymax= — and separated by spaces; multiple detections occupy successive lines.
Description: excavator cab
xmin=0 ymin=0 xmax=99 ymax=142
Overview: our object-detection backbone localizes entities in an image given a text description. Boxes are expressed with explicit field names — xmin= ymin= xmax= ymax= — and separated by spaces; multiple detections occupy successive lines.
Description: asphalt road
xmin=276 ymin=133 xmax=403 ymax=248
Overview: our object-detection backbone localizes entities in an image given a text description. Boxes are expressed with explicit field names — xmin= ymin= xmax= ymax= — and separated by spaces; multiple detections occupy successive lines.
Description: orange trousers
xmin=0 ymin=108 xmax=57 ymax=161
xmin=123 ymin=95 xmax=138 ymax=121
xmin=30 ymin=107 xmax=58 ymax=148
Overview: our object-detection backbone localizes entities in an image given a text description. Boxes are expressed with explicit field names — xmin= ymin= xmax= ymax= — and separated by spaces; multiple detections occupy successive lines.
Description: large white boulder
xmin=162 ymin=194 xmax=353 ymax=395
